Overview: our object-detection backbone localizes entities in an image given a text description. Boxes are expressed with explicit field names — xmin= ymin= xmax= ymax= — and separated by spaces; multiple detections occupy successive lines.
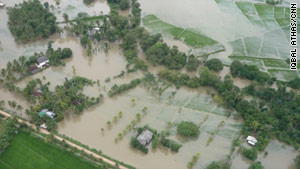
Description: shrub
xmin=249 ymin=161 xmax=264 ymax=169
xmin=205 ymin=58 xmax=223 ymax=72
xmin=177 ymin=121 xmax=200 ymax=137
xmin=242 ymin=147 xmax=258 ymax=160
xmin=130 ymin=137 xmax=148 ymax=153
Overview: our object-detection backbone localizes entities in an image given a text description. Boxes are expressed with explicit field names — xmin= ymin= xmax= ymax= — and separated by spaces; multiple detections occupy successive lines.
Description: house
xmin=137 ymin=129 xmax=153 ymax=146
xmin=33 ymin=89 xmax=43 ymax=97
xmin=0 ymin=2 xmax=5 ymax=7
xmin=39 ymin=109 xmax=55 ymax=119
xmin=88 ymin=27 xmax=100 ymax=38
xmin=29 ymin=65 xmax=40 ymax=74
xmin=246 ymin=136 xmax=257 ymax=146
xmin=36 ymin=55 xmax=49 ymax=68
xmin=72 ymin=99 xmax=82 ymax=106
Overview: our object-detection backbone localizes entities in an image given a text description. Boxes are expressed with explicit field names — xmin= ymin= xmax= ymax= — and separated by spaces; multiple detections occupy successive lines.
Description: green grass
xmin=0 ymin=131 xmax=105 ymax=169
xmin=142 ymin=15 xmax=219 ymax=48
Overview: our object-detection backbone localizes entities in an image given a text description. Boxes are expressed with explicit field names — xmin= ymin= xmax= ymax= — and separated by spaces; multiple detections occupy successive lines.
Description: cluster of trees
xmin=158 ymin=61 xmax=300 ymax=150
xmin=158 ymin=69 xmax=201 ymax=88
xmin=249 ymin=161 xmax=264 ymax=169
xmin=187 ymin=55 xmax=200 ymax=71
xmin=177 ymin=121 xmax=200 ymax=137
xmin=7 ymin=0 xmax=58 ymax=42
xmin=108 ymin=78 xmax=142 ymax=96
xmin=47 ymin=42 xmax=73 ymax=66
xmin=230 ymin=60 xmax=275 ymax=85
xmin=288 ymin=78 xmax=300 ymax=89
xmin=295 ymin=154 xmax=300 ymax=169
xmin=204 ymin=58 xmax=223 ymax=72
xmin=26 ymin=76 xmax=102 ymax=130
xmin=160 ymin=136 xmax=182 ymax=152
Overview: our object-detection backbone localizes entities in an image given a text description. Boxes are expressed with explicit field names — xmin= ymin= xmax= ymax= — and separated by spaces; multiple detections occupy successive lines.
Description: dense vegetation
xmin=7 ymin=0 xmax=58 ymax=42
xmin=108 ymin=78 xmax=142 ymax=96
xmin=177 ymin=121 xmax=200 ymax=137
xmin=206 ymin=160 xmax=230 ymax=169
xmin=230 ymin=60 xmax=274 ymax=85
xmin=248 ymin=161 xmax=264 ymax=169
xmin=25 ymin=76 xmax=102 ymax=130
xmin=205 ymin=58 xmax=223 ymax=72
xmin=241 ymin=147 xmax=258 ymax=160
xmin=186 ymin=55 xmax=200 ymax=71
xmin=295 ymin=154 xmax=300 ymax=169
xmin=160 ymin=136 xmax=182 ymax=152
xmin=130 ymin=137 xmax=148 ymax=153
xmin=158 ymin=62 xmax=300 ymax=150
xmin=0 ymin=119 xmax=17 ymax=154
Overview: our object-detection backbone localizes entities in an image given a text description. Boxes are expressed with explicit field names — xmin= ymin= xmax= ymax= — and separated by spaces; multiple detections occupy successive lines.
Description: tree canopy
xmin=205 ymin=58 xmax=223 ymax=72
xmin=7 ymin=0 xmax=58 ymax=42
xmin=177 ymin=121 xmax=200 ymax=137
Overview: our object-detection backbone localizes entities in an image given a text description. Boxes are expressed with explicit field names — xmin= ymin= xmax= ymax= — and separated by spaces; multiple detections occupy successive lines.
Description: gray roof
xmin=36 ymin=55 xmax=49 ymax=64
xmin=137 ymin=130 xmax=153 ymax=146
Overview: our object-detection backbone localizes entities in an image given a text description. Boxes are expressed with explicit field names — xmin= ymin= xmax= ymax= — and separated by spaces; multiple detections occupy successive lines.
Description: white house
xmin=36 ymin=55 xmax=49 ymax=68
xmin=246 ymin=136 xmax=257 ymax=146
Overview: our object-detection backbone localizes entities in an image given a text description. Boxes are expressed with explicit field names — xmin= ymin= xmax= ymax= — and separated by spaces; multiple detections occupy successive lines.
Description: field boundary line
xmin=0 ymin=160 xmax=15 ymax=169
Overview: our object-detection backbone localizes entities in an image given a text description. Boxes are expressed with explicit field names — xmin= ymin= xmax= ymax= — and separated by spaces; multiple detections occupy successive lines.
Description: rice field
xmin=0 ymin=131 xmax=106 ymax=169
xmin=142 ymin=15 xmax=222 ymax=50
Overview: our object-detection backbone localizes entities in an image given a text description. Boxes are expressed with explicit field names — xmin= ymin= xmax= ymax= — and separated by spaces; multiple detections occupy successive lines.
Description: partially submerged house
xmin=137 ymin=129 xmax=153 ymax=146
xmin=29 ymin=65 xmax=40 ymax=74
xmin=88 ymin=27 xmax=100 ymax=38
xmin=39 ymin=109 xmax=55 ymax=119
xmin=33 ymin=89 xmax=43 ymax=97
xmin=246 ymin=136 xmax=257 ymax=146
xmin=36 ymin=55 xmax=49 ymax=68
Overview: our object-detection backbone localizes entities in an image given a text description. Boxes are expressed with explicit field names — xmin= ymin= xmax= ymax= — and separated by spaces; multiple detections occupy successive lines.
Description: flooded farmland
xmin=0 ymin=0 xmax=299 ymax=169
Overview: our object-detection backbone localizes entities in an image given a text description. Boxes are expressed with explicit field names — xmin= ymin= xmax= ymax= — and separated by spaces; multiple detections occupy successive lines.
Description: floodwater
xmin=0 ymin=0 xmax=298 ymax=169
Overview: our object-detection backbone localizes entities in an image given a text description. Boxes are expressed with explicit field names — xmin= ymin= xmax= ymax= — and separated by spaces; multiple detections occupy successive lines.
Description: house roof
xmin=36 ymin=55 xmax=49 ymax=64
xmin=137 ymin=130 xmax=153 ymax=146
xmin=246 ymin=136 xmax=257 ymax=145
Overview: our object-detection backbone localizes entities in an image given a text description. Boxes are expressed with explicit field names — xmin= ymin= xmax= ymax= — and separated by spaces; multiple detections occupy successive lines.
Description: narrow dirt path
xmin=0 ymin=110 xmax=128 ymax=169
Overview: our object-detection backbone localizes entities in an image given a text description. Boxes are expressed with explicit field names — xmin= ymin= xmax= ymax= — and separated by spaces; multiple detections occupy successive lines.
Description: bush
xmin=130 ymin=137 xmax=148 ymax=153
xmin=295 ymin=154 xmax=300 ymax=169
xmin=160 ymin=136 xmax=182 ymax=152
xmin=242 ymin=147 xmax=258 ymax=160
xmin=288 ymin=78 xmax=300 ymax=89
xmin=249 ymin=161 xmax=264 ymax=169
xmin=206 ymin=160 xmax=230 ymax=169
xmin=83 ymin=0 xmax=95 ymax=4
xmin=205 ymin=58 xmax=223 ymax=72
xmin=119 ymin=0 xmax=130 ymax=10
xmin=186 ymin=55 xmax=200 ymax=71
xmin=177 ymin=121 xmax=200 ymax=137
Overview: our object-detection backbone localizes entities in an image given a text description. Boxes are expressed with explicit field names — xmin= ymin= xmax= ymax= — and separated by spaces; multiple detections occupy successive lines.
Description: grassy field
xmin=268 ymin=69 xmax=299 ymax=81
xmin=0 ymin=131 xmax=105 ymax=169
xmin=0 ymin=120 xmax=7 ymax=136
xmin=142 ymin=15 xmax=218 ymax=49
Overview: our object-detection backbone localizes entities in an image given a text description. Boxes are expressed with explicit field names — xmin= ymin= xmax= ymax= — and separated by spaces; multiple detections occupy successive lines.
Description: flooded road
xmin=0 ymin=0 xmax=298 ymax=169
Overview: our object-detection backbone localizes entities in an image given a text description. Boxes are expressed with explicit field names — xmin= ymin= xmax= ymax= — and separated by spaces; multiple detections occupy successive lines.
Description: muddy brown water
xmin=0 ymin=0 xmax=298 ymax=169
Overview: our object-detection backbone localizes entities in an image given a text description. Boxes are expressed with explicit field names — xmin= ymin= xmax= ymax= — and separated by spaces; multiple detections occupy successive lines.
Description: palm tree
xmin=101 ymin=128 xmax=104 ymax=133
xmin=63 ymin=13 xmax=69 ymax=24
xmin=113 ymin=116 xmax=118 ymax=122
xmin=136 ymin=113 xmax=141 ymax=120
xmin=106 ymin=120 xmax=111 ymax=126
xmin=118 ymin=111 xmax=123 ymax=118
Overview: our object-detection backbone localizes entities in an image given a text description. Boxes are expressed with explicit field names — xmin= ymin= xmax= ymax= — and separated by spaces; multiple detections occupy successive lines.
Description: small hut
xmin=137 ymin=129 xmax=153 ymax=146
